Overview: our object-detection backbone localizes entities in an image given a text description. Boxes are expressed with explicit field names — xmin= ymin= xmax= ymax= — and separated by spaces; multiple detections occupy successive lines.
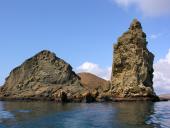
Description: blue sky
xmin=0 ymin=0 xmax=170 ymax=94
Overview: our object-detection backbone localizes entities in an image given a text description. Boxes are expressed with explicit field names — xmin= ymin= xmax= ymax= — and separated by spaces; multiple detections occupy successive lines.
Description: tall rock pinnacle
xmin=111 ymin=19 xmax=158 ymax=99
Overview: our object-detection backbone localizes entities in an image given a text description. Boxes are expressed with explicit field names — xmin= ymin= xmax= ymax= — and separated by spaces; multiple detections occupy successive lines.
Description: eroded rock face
xmin=0 ymin=50 xmax=86 ymax=102
xmin=111 ymin=19 xmax=158 ymax=99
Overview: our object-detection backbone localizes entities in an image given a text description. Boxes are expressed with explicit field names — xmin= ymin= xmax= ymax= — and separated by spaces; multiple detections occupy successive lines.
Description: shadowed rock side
xmin=0 ymin=50 xmax=90 ymax=102
xmin=110 ymin=19 xmax=159 ymax=101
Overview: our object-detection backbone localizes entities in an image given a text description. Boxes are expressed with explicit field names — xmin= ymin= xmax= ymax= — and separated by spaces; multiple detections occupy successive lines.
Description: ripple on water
xmin=0 ymin=111 xmax=14 ymax=120
xmin=15 ymin=110 xmax=32 ymax=113
xmin=146 ymin=101 xmax=170 ymax=128
xmin=0 ymin=102 xmax=14 ymax=122
xmin=0 ymin=101 xmax=170 ymax=128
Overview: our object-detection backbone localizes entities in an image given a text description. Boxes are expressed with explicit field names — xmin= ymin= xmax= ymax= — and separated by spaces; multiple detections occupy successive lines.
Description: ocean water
xmin=0 ymin=101 xmax=169 ymax=128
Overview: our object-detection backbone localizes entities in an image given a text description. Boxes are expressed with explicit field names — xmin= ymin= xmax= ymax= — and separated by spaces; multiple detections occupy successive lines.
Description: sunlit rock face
xmin=0 ymin=50 xmax=85 ymax=102
xmin=111 ymin=19 xmax=158 ymax=99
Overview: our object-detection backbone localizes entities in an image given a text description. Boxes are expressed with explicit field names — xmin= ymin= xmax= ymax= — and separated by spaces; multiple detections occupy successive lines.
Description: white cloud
xmin=153 ymin=49 xmax=170 ymax=94
xmin=76 ymin=62 xmax=111 ymax=80
xmin=113 ymin=0 xmax=170 ymax=17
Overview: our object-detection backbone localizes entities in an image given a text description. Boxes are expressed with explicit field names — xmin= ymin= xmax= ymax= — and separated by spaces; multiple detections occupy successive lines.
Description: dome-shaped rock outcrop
xmin=0 ymin=50 xmax=85 ymax=102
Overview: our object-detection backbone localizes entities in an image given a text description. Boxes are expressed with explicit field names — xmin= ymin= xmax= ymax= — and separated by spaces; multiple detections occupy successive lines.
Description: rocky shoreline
xmin=0 ymin=94 xmax=161 ymax=102
xmin=0 ymin=19 xmax=161 ymax=103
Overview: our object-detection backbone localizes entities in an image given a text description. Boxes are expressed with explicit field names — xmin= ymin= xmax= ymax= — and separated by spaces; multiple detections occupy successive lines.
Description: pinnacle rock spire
xmin=111 ymin=19 xmax=158 ymax=100
xmin=129 ymin=18 xmax=142 ymax=30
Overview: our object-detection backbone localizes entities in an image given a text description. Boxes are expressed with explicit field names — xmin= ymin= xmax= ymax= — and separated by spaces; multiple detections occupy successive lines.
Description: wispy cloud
xmin=112 ymin=0 xmax=170 ymax=17
xmin=150 ymin=34 xmax=158 ymax=39
xmin=149 ymin=33 xmax=162 ymax=40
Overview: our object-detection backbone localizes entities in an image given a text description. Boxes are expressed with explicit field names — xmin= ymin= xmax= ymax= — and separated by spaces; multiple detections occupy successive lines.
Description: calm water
xmin=0 ymin=101 xmax=169 ymax=128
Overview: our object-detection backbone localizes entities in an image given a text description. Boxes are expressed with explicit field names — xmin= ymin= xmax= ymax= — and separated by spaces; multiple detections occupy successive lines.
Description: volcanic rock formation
xmin=0 ymin=50 xmax=87 ymax=102
xmin=111 ymin=19 xmax=158 ymax=100
xmin=0 ymin=19 xmax=159 ymax=102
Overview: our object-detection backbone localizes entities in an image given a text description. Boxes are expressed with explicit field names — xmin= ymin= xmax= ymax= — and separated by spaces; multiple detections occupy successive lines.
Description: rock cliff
xmin=0 ymin=50 xmax=87 ymax=102
xmin=111 ymin=19 xmax=158 ymax=100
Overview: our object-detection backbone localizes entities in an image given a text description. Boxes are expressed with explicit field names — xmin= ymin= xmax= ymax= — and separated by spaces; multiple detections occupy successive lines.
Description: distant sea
xmin=0 ymin=101 xmax=169 ymax=128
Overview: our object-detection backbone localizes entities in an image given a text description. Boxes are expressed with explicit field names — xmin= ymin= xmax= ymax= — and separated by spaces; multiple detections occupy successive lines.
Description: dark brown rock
xmin=78 ymin=72 xmax=110 ymax=92
xmin=78 ymin=72 xmax=113 ymax=102
xmin=82 ymin=91 xmax=96 ymax=103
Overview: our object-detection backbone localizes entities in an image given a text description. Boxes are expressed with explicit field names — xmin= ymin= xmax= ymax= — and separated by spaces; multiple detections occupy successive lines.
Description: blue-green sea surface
xmin=0 ymin=101 xmax=170 ymax=128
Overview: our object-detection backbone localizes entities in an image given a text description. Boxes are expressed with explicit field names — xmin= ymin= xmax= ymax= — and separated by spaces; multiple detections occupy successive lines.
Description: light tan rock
xmin=111 ymin=19 xmax=158 ymax=100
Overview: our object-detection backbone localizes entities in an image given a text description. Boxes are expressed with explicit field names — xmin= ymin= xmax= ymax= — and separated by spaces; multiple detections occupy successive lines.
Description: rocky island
xmin=0 ymin=19 xmax=159 ymax=102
